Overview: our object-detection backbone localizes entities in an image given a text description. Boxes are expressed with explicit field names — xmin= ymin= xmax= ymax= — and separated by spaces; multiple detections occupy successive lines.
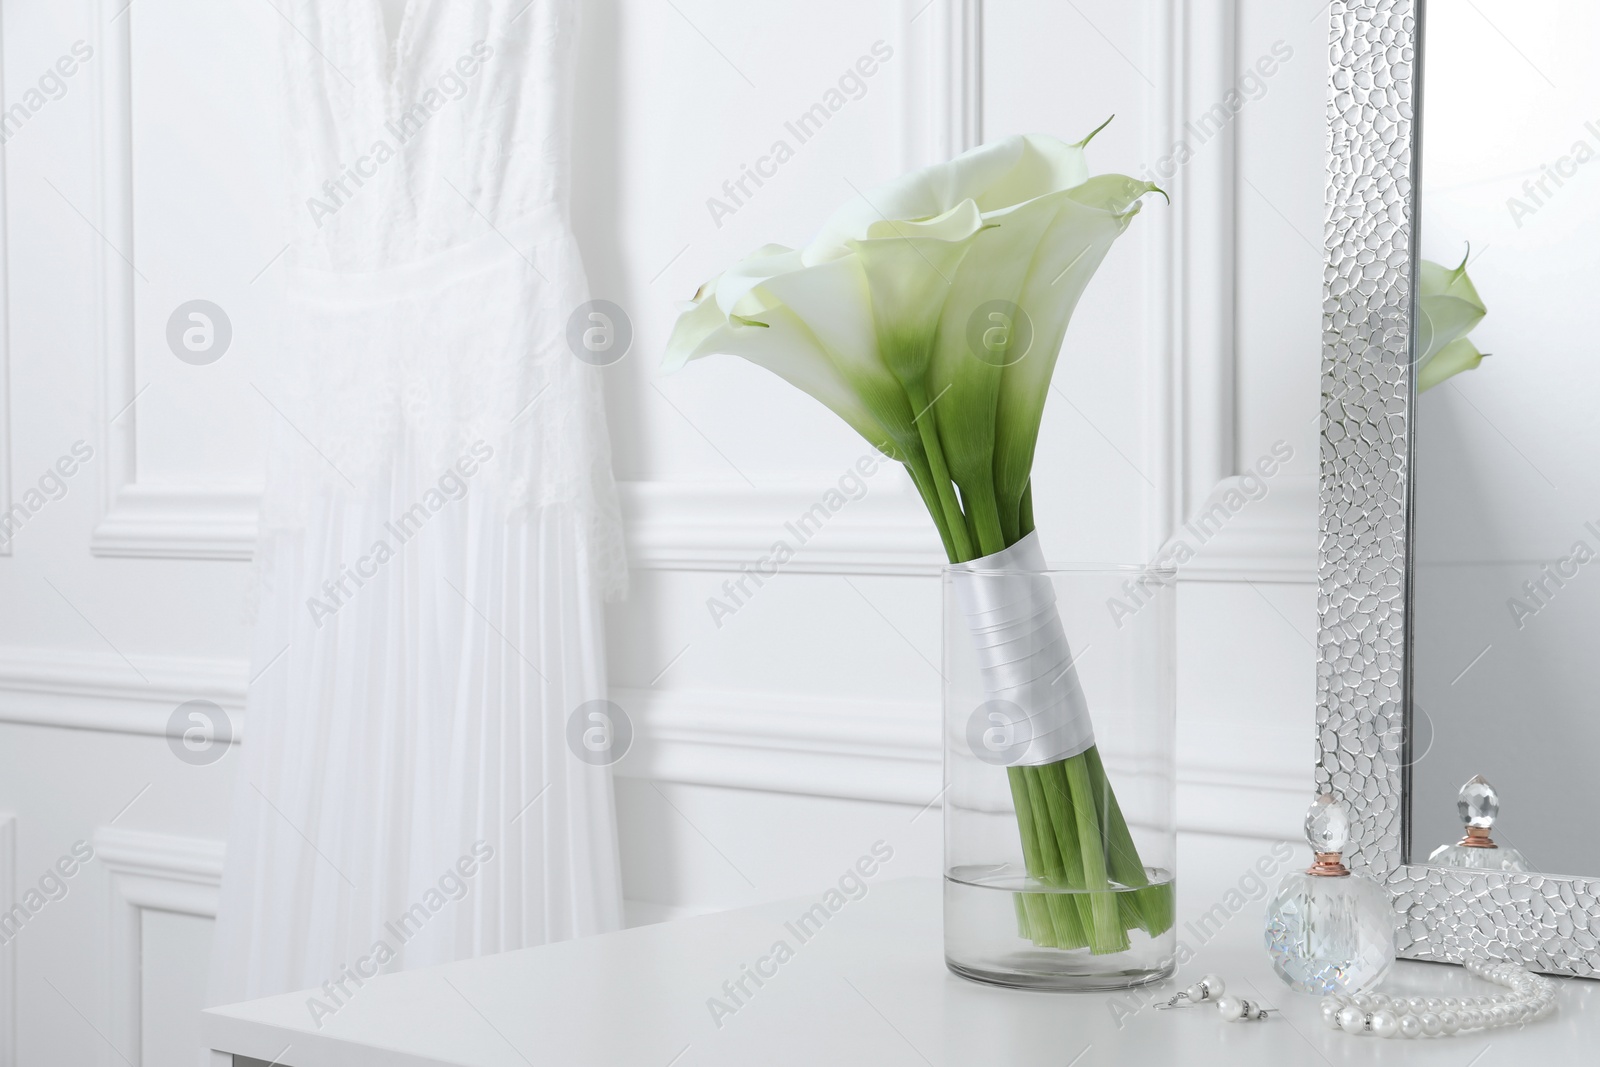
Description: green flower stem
xmin=1034 ymin=762 xmax=1097 ymax=937
xmin=1021 ymin=766 xmax=1088 ymax=947
xmin=904 ymin=456 xmax=956 ymax=563
xmin=1087 ymin=747 xmax=1174 ymax=937
xmin=1064 ymin=756 xmax=1130 ymax=954
xmin=961 ymin=478 xmax=1008 ymax=558
xmin=1005 ymin=767 xmax=1057 ymax=945
xmin=905 ymin=381 xmax=975 ymax=561
xmin=998 ymin=491 xmax=1021 ymax=547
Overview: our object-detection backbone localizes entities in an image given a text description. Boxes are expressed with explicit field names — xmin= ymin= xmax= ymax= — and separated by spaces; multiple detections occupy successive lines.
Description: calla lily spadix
xmin=664 ymin=124 xmax=1171 ymax=953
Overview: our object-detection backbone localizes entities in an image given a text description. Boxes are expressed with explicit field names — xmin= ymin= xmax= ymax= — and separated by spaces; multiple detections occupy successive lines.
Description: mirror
xmin=1409 ymin=0 xmax=1600 ymax=878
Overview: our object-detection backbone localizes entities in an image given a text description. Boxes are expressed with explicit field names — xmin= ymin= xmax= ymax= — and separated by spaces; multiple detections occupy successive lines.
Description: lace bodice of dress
xmin=280 ymin=0 xmax=577 ymax=271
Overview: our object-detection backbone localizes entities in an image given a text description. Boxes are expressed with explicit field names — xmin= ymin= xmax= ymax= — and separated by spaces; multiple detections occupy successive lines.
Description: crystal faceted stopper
xmin=1458 ymin=774 xmax=1497 ymax=828
xmin=1306 ymin=794 xmax=1350 ymax=852
xmin=1263 ymin=795 xmax=1396 ymax=994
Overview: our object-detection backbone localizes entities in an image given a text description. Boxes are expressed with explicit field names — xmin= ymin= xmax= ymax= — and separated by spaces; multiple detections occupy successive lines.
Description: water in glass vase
xmin=944 ymin=863 xmax=1178 ymax=990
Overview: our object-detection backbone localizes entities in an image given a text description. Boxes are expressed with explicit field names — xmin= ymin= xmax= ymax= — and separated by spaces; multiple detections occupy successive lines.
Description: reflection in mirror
xmin=1410 ymin=0 xmax=1600 ymax=876
xmin=1426 ymin=775 xmax=1530 ymax=873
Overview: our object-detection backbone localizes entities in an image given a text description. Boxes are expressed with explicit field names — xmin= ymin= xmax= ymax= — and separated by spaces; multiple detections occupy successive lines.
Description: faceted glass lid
xmin=1305 ymin=793 xmax=1350 ymax=853
xmin=1458 ymin=774 xmax=1499 ymax=829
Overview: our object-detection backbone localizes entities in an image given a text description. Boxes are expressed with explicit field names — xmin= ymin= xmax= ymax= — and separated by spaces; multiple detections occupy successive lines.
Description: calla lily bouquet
xmin=666 ymin=125 xmax=1172 ymax=953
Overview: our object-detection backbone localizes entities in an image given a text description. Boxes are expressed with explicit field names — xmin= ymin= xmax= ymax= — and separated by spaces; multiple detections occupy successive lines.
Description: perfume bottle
xmin=1264 ymin=795 xmax=1395 ymax=994
xmin=1427 ymin=775 xmax=1529 ymax=873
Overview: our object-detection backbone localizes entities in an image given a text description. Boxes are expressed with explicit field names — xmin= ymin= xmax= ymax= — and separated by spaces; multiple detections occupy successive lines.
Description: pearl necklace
xmin=1319 ymin=959 xmax=1558 ymax=1039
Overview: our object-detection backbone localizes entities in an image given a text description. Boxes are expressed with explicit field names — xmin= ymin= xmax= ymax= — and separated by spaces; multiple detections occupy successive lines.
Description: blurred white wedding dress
xmin=209 ymin=0 xmax=626 ymax=1003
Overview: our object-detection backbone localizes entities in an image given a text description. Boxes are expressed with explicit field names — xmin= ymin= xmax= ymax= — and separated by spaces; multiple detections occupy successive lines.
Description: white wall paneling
xmin=621 ymin=480 xmax=946 ymax=576
xmin=0 ymin=815 xmax=15 ymax=1067
xmin=94 ymin=826 xmax=224 ymax=1067
xmin=614 ymin=684 xmax=1302 ymax=837
xmin=616 ymin=0 xmax=983 ymax=577
xmin=621 ymin=0 xmax=1313 ymax=582
xmin=90 ymin=0 xmax=268 ymax=561
xmin=0 ymin=646 xmax=245 ymax=740
xmin=899 ymin=0 xmax=983 ymax=169
xmin=0 ymin=0 xmax=11 ymax=564
xmin=1155 ymin=0 xmax=1313 ymax=582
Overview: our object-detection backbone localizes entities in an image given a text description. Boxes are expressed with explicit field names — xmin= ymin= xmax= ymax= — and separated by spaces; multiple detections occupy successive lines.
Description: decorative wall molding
xmin=1169 ymin=474 xmax=1316 ymax=583
xmin=94 ymin=827 xmax=225 ymax=1067
xmin=620 ymin=478 xmax=945 ymax=576
xmin=0 ymin=12 xmax=10 ymax=561
xmin=91 ymin=3 xmax=257 ymax=562
xmin=612 ymin=685 xmax=1304 ymax=839
xmin=899 ymin=0 xmax=983 ymax=170
xmin=613 ymin=685 xmax=939 ymax=805
xmin=1157 ymin=0 xmax=1239 ymax=535
xmin=622 ymin=474 xmax=1315 ymax=581
xmin=90 ymin=485 xmax=260 ymax=561
xmin=0 ymin=646 xmax=246 ymax=740
xmin=0 ymin=815 xmax=15 ymax=1067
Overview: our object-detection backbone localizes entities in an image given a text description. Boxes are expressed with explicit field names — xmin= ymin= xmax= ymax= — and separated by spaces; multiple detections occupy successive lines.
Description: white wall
xmin=0 ymin=0 xmax=1322 ymax=1062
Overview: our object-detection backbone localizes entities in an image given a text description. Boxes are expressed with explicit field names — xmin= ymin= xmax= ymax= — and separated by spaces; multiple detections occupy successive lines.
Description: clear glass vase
xmin=942 ymin=558 xmax=1177 ymax=991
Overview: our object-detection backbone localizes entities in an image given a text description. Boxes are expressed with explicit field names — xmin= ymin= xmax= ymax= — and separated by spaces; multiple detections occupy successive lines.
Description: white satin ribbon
xmin=950 ymin=531 xmax=1094 ymax=765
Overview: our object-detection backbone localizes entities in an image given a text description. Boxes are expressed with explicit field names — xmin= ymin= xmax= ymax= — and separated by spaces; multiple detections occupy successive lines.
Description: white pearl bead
xmin=1366 ymin=993 xmax=1387 ymax=1008
xmin=1352 ymin=993 xmax=1372 ymax=1009
xmin=1369 ymin=1009 xmax=1399 ymax=1038
xmin=1420 ymin=1012 xmax=1442 ymax=1036
xmin=1198 ymin=974 xmax=1224 ymax=999
xmin=1216 ymin=995 xmax=1242 ymax=1021
xmin=1320 ymin=1001 xmax=1342 ymax=1027
xmin=1399 ymin=1015 xmax=1423 ymax=1039
xmin=1407 ymin=995 xmax=1428 ymax=1014
xmin=1426 ymin=997 xmax=1443 ymax=1012
xmin=1185 ymin=984 xmax=1205 ymax=1002
xmin=1439 ymin=1010 xmax=1460 ymax=1035
xmin=1337 ymin=1006 xmax=1365 ymax=1033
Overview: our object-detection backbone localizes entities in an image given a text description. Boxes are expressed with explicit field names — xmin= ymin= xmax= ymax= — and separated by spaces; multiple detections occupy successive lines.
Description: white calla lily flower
xmin=1416 ymin=253 xmax=1489 ymax=393
xmin=664 ymin=268 xmax=899 ymax=458
xmin=664 ymin=124 xmax=1158 ymax=560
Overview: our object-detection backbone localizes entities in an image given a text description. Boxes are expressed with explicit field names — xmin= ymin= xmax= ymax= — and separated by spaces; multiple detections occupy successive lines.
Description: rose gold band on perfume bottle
xmin=1307 ymin=851 xmax=1351 ymax=877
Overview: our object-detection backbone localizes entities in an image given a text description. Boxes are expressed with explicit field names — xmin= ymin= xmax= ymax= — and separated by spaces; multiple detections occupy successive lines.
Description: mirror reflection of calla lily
xmin=1416 ymin=252 xmax=1490 ymax=392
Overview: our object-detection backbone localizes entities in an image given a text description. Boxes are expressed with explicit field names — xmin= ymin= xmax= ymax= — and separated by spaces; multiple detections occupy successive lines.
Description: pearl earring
xmin=1216 ymin=995 xmax=1271 ymax=1022
xmin=1157 ymin=974 xmax=1226 ymax=1009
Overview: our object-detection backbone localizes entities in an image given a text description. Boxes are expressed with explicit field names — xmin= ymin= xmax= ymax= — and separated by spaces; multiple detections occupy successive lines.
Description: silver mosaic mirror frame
xmin=1318 ymin=0 xmax=1600 ymax=977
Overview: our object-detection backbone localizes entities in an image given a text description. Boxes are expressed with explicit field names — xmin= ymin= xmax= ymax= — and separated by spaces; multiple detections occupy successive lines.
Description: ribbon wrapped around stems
xmin=950 ymin=531 xmax=1095 ymax=766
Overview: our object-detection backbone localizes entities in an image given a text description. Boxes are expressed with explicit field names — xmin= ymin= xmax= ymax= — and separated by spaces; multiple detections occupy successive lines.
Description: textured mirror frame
xmin=1319 ymin=0 xmax=1600 ymax=977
